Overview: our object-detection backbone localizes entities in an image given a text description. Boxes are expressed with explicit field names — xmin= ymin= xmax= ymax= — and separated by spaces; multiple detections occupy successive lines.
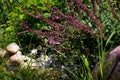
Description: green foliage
xmin=0 ymin=0 xmax=19 ymax=48
xmin=0 ymin=0 xmax=58 ymax=48
xmin=0 ymin=57 xmax=61 ymax=80
xmin=0 ymin=0 xmax=120 ymax=80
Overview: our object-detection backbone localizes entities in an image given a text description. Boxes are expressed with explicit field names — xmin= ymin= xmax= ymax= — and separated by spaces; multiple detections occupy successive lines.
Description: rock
xmin=21 ymin=56 xmax=42 ymax=69
xmin=0 ymin=48 xmax=7 ymax=57
xmin=28 ymin=49 xmax=38 ymax=58
xmin=9 ymin=51 xmax=24 ymax=63
xmin=36 ymin=54 xmax=53 ymax=68
xmin=92 ymin=45 xmax=120 ymax=80
xmin=31 ymin=49 xmax=38 ymax=54
xmin=9 ymin=51 xmax=41 ymax=69
xmin=6 ymin=43 xmax=20 ymax=54
xmin=110 ymin=46 xmax=120 ymax=59
xmin=108 ymin=46 xmax=120 ymax=80
xmin=21 ymin=61 xmax=41 ymax=69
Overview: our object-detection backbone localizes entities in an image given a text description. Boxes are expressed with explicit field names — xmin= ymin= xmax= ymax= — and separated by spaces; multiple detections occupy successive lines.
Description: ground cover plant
xmin=0 ymin=0 xmax=120 ymax=80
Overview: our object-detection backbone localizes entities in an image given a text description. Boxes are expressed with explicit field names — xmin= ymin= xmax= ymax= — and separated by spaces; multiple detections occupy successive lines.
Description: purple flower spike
xmin=49 ymin=39 xmax=60 ymax=45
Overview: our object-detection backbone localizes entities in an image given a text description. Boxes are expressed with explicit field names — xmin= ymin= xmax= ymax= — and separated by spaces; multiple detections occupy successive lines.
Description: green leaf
xmin=105 ymin=30 xmax=115 ymax=46
xmin=5 ymin=26 xmax=14 ymax=32
xmin=44 ymin=13 xmax=50 ymax=18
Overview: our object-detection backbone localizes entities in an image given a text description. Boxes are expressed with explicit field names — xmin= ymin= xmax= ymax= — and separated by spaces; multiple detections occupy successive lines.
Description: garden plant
xmin=0 ymin=0 xmax=120 ymax=80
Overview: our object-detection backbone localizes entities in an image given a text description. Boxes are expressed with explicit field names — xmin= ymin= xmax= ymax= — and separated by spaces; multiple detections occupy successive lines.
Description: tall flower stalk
xmin=109 ymin=0 xmax=120 ymax=23
xmin=18 ymin=0 xmax=119 ymax=46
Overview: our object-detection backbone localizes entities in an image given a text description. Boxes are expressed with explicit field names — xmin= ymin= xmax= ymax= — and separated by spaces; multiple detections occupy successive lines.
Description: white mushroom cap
xmin=6 ymin=43 xmax=20 ymax=54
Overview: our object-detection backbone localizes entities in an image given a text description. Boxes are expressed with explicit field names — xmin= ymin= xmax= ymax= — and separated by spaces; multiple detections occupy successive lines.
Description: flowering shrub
xmin=19 ymin=0 xmax=120 ymax=47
